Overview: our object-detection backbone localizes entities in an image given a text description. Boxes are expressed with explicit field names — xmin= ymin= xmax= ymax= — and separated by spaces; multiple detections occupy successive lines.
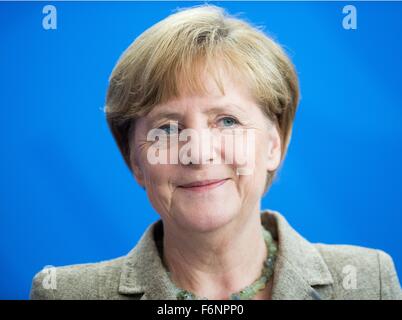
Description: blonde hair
xmin=105 ymin=4 xmax=300 ymax=193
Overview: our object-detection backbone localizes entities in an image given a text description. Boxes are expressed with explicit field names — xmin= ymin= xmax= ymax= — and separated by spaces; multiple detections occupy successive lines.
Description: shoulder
xmin=314 ymin=243 xmax=402 ymax=299
xmin=29 ymin=256 xmax=127 ymax=300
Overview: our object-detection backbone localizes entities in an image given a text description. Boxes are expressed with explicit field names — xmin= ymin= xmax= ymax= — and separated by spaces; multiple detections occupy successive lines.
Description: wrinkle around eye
xmin=134 ymin=138 xmax=153 ymax=152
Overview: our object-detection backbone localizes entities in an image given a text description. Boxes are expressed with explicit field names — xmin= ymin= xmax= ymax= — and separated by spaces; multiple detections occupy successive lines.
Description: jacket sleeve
xmin=30 ymin=267 xmax=56 ymax=300
xmin=30 ymin=263 xmax=104 ymax=299
xmin=377 ymin=250 xmax=402 ymax=300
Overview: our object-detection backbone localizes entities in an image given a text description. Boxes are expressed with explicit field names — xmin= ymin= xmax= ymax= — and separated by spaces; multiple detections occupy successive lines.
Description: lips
xmin=179 ymin=179 xmax=229 ymax=188
xmin=178 ymin=178 xmax=229 ymax=192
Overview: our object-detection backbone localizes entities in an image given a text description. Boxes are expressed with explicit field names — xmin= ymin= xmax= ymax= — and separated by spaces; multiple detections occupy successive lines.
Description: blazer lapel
xmin=118 ymin=220 xmax=178 ymax=300
xmin=118 ymin=210 xmax=335 ymax=300
xmin=262 ymin=210 xmax=334 ymax=300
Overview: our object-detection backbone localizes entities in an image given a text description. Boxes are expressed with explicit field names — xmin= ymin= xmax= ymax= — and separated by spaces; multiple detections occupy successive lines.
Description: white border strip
xmin=1 ymin=0 xmax=402 ymax=3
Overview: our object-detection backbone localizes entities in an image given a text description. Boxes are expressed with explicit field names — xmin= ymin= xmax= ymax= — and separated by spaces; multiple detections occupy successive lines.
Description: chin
xmin=173 ymin=203 xmax=239 ymax=233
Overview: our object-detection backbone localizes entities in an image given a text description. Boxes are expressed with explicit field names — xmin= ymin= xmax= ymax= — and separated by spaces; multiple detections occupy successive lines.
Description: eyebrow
xmin=149 ymin=111 xmax=183 ymax=122
xmin=148 ymin=104 xmax=247 ymax=124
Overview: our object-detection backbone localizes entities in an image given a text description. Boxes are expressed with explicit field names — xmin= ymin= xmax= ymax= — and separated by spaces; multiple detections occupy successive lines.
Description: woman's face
xmin=130 ymin=71 xmax=281 ymax=233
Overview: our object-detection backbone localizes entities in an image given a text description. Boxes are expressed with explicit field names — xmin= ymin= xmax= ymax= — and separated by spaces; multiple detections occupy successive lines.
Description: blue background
xmin=0 ymin=1 xmax=401 ymax=299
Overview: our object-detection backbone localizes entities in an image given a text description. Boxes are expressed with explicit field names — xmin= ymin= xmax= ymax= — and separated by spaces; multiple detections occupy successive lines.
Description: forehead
xmin=148 ymin=103 xmax=249 ymax=122
xmin=147 ymin=70 xmax=255 ymax=118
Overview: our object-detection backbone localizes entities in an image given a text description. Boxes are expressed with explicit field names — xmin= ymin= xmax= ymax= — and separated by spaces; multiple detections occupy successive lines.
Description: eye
xmin=158 ymin=124 xmax=180 ymax=135
xmin=218 ymin=116 xmax=240 ymax=128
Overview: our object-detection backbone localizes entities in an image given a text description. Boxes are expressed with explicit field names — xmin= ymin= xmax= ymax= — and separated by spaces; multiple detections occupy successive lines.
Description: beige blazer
xmin=30 ymin=210 xmax=402 ymax=300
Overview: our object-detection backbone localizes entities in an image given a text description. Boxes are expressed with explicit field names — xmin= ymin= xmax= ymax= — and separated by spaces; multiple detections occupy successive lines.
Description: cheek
xmin=141 ymin=163 xmax=176 ymax=213
xmin=222 ymin=131 xmax=260 ymax=176
xmin=142 ymin=162 xmax=172 ymax=187
xmin=143 ymin=150 xmax=177 ymax=188
xmin=229 ymin=132 xmax=269 ymax=193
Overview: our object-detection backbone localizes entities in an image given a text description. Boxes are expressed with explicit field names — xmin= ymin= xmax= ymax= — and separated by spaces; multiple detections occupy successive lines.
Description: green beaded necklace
xmin=168 ymin=227 xmax=278 ymax=300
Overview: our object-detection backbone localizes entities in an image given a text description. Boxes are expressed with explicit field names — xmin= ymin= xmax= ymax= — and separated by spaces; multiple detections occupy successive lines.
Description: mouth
xmin=178 ymin=179 xmax=229 ymax=192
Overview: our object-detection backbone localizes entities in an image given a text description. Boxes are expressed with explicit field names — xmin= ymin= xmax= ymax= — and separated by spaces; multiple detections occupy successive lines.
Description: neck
xmin=162 ymin=206 xmax=268 ymax=300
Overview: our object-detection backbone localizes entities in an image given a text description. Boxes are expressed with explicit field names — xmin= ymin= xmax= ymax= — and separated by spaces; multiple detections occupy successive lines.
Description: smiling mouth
xmin=178 ymin=179 xmax=229 ymax=192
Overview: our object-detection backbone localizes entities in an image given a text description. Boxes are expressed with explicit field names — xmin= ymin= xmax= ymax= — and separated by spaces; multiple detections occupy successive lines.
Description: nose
xmin=180 ymin=126 xmax=217 ymax=166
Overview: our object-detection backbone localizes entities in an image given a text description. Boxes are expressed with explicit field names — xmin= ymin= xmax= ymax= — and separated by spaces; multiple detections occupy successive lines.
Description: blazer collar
xmin=264 ymin=210 xmax=334 ymax=299
xmin=118 ymin=209 xmax=334 ymax=300
xmin=118 ymin=220 xmax=178 ymax=299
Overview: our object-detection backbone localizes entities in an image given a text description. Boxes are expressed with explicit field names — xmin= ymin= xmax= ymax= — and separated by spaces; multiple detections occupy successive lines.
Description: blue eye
xmin=159 ymin=124 xmax=179 ymax=135
xmin=219 ymin=117 xmax=239 ymax=127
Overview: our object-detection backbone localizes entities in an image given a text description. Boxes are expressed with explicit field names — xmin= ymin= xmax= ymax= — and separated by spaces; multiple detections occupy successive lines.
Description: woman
xmin=30 ymin=4 xmax=401 ymax=300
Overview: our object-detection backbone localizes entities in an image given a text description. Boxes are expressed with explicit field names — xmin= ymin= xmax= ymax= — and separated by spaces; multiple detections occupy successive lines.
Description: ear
xmin=132 ymin=163 xmax=145 ymax=188
xmin=129 ymin=149 xmax=146 ymax=189
xmin=128 ymin=119 xmax=146 ymax=189
xmin=265 ymin=126 xmax=282 ymax=172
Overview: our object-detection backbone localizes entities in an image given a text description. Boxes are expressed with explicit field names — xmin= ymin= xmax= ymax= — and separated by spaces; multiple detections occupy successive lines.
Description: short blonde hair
xmin=105 ymin=4 xmax=300 ymax=193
